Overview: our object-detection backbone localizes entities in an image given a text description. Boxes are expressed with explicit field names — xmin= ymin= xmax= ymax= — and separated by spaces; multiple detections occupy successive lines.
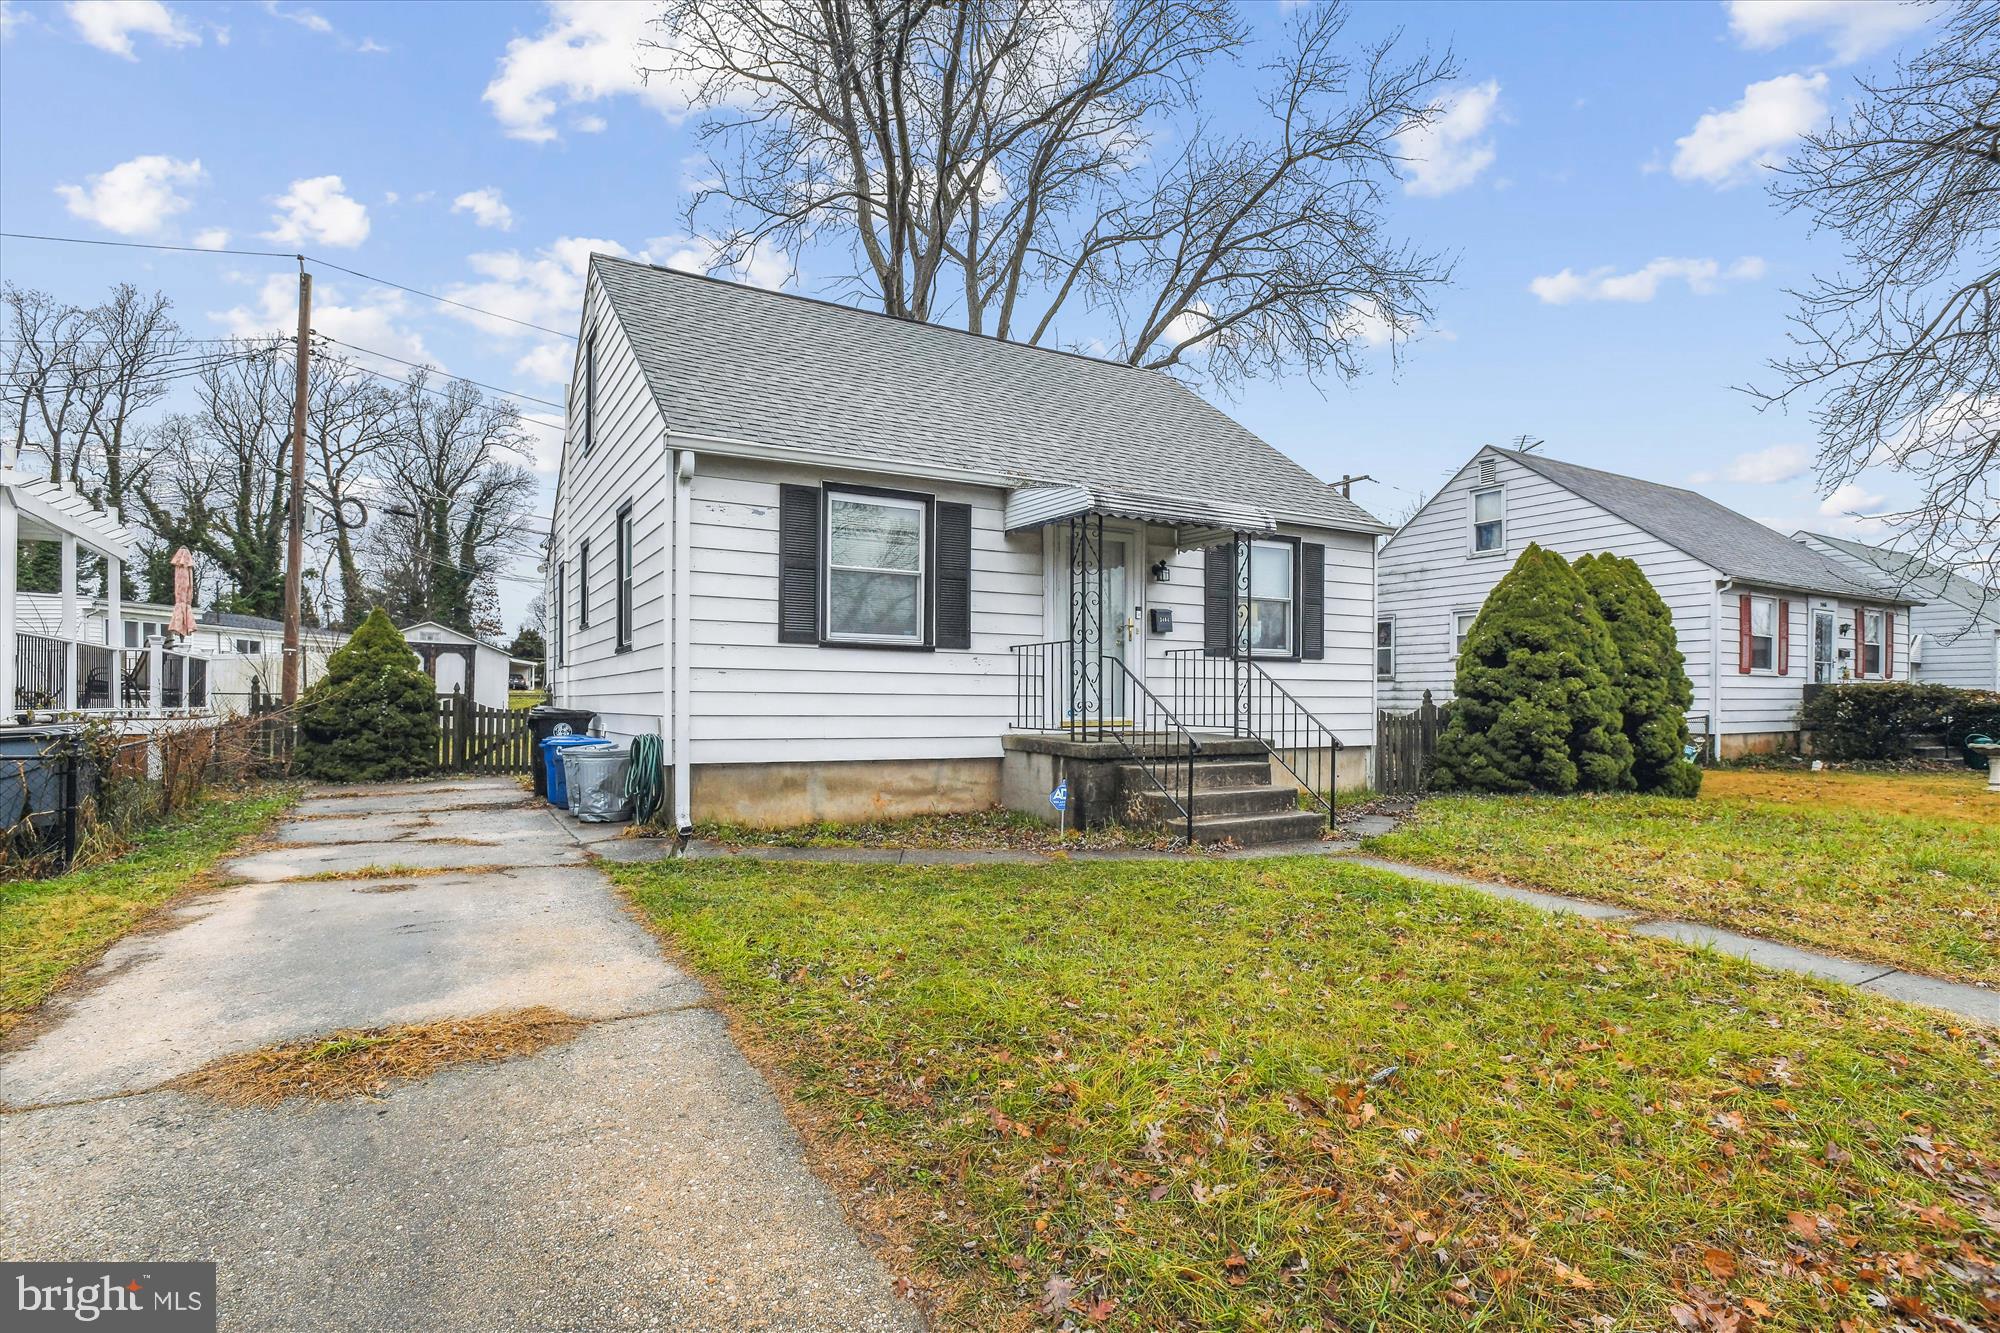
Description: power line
xmin=1 ymin=230 xmax=579 ymax=341
xmin=335 ymin=357 xmax=566 ymax=430
xmin=315 ymin=334 xmax=567 ymax=410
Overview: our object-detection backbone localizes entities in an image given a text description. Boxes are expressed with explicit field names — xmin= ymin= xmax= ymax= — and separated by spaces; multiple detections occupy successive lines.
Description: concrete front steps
xmin=1121 ymin=745 xmax=1327 ymax=847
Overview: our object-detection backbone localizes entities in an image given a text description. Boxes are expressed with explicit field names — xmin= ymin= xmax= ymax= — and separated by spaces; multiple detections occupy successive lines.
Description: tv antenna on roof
xmin=1334 ymin=473 xmax=1375 ymax=498
xmin=1511 ymin=434 xmax=1545 ymax=454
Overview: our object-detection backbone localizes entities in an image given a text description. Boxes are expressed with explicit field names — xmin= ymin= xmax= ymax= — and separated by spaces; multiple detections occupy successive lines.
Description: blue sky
xmin=0 ymin=0 xmax=1941 ymax=630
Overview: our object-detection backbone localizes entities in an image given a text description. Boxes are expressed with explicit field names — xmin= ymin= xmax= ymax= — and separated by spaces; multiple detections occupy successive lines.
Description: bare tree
xmin=1758 ymin=0 xmax=2000 ymax=585
xmin=647 ymin=0 xmax=1455 ymax=386
xmin=301 ymin=347 xmax=399 ymax=629
xmin=363 ymin=370 xmax=535 ymax=636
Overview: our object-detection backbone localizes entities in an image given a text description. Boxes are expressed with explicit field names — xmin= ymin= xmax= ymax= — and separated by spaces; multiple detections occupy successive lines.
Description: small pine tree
xmin=1575 ymin=553 xmax=1702 ymax=797
xmin=1432 ymin=544 xmax=1634 ymax=793
xmin=294 ymin=609 xmax=439 ymax=782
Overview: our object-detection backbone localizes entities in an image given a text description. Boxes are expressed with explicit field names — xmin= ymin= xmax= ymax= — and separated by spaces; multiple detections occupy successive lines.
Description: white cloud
xmin=572 ymin=113 xmax=608 ymax=133
xmin=514 ymin=341 xmax=575 ymax=385
xmin=483 ymin=0 xmax=699 ymax=144
xmin=1671 ymin=72 xmax=1827 ymax=188
xmin=452 ymin=187 xmax=515 ymax=231
xmin=2 ymin=2 xmax=33 ymax=38
xmin=1690 ymin=443 xmax=1811 ymax=485
xmin=261 ymin=1 xmax=329 ymax=34
xmin=263 ymin=175 xmax=370 ymax=248
xmin=1397 ymin=79 xmax=1501 ymax=197
xmin=444 ymin=236 xmax=627 ymax=341
xmin=1529 ymin=255 xmax=1764 ymax=304
xmin=191 ymin=227 xmax=230 ymax=250
xmin=642 ymin=233 xmax=791 ymax=289
xmin=214 ymin=273 xmax=430 ymax=364
xmin=1819 ymin=480 xmax=1885 ymax=516
xmin=55 ymin=154 xmax=204 ymax=235
xmin=66 ymin=0 xmax=196 ymax=58
xmin=1726 ymin=0 xmax=1932 ymax=63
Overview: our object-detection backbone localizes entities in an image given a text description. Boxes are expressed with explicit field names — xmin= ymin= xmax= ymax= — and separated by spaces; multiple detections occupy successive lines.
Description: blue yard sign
xmin=1049 ymin=779 xmax=1069 ymax=811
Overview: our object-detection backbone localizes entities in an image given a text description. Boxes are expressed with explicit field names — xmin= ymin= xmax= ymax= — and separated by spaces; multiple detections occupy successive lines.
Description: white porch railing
xmin=9 ymin=630 xmax=211 ymax=718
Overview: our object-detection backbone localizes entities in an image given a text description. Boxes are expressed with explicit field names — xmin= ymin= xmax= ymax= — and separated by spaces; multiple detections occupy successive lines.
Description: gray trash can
xmin=562 ymin=749 xmax=632 ymax=822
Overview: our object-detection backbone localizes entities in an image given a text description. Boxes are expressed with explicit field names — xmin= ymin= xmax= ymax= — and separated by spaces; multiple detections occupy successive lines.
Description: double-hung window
xmin=615 ymin=504 xmax=635 ymax=652
xmin=580 ymin=331 xmax=595 ymax=456
xmin=1453 ymin=609 xmax=1479 ymax=659
xmin=577 ymin=538 xmax=591 ymax=628
xmin=1471 ymin=487 xmax=1505 ymax=554
xmin=1247 ymin=540 xmax=1295 ymax=656
xmin=1748 ymin=595 xmax=1777 ymax=671
xmin=825 ymin=489 xmax=926 ymax=644
xmin=1862 ymin=610 xmax=1883 ymax=677
xmin=553 ymin=563 xmax=565 ymax=665
xmin=1375 ymin=616 xmax=1396 ymax=678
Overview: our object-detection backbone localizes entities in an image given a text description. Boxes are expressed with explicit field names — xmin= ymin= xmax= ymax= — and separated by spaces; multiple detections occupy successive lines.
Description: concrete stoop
xmin=1001 ymin=732 xmax=1330 ymax=848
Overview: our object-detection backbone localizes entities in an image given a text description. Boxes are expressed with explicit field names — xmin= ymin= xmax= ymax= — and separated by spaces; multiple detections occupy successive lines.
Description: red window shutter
xmin=1884 ymin=610 xmax=1894 ymax=678
xmin=1776 ymin=599 xmax=1789 ymax=675
xmin=1737 ymin=594 xmax=1753 ymax=673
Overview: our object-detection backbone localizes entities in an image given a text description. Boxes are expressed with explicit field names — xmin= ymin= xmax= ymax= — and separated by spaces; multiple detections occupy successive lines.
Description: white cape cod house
xmin=1377 ymin=447 xmax=1915 ymax=758
xmin=547 ymin=256 xmax=1387 ymax=840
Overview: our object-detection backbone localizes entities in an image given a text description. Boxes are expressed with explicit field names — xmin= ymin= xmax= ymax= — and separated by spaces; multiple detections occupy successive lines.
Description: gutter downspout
xmin=671 ymin=449 xmax=695 ymax=838
xmin=1710 ymin=579 xmax=1731 ymax=764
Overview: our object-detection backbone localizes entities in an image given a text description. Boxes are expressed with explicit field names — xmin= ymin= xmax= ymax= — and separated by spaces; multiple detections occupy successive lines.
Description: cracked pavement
xmin=1 ymin=778 xmax=920 ymax=1332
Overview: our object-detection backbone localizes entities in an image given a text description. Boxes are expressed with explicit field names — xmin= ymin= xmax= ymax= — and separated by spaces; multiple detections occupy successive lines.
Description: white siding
xmin=1377 ymin=450 xmax=1720 ymax=722
xmin=682 ymin=456 xmax=1041 ymax=764
xmin=1798 ymin=536 xmax=2000 ymax=691
xmin=550 ymin=267 xmax=671 ymax=740
xmin=1141 ymin=528 xmax=1378 ymax=747
xmin=1715 ymin=590 xmax=1913 ymax=735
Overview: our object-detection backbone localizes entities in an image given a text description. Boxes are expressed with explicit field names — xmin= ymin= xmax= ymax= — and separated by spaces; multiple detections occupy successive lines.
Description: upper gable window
xmin=1471 ymin=486 xmax=1504 ymax=554
xmin=580 ymin=331 xmax=596 ymax=456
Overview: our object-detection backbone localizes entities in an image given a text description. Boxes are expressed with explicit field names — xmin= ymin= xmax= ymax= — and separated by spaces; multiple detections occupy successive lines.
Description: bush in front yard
xmin=294 ymin=610 xmax=437 ymax=782
xmin=1433 ymin=544 xmax=1634 ymax=793
xmin=1798 ymin=681 xmax=2000 ymax=762
xmin=1575 ymin=552 xmax=1702 ymax=797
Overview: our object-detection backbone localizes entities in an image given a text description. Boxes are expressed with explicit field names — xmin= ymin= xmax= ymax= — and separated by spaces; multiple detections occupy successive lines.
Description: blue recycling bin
xmin=542 ymin=734 xmax=613 ymax=809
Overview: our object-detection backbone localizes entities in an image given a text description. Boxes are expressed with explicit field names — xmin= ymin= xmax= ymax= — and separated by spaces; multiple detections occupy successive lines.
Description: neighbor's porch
xmin=1 ymin=470 xmax=213 ymax=724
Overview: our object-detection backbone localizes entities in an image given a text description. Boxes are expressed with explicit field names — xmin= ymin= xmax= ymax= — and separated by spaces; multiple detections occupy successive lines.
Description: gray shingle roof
xmin=592 ymin=255 xmax=1387 ymax=533
xmin=1494 ymin=448 xmax=1904 ymax=602
xmin=1799 ymin=532 xmax=1996 ymax=620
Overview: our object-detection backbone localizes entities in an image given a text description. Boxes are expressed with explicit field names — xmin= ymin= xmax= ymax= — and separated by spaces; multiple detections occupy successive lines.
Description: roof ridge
xmin=591 ymin=251 xmax=1163 ymax=377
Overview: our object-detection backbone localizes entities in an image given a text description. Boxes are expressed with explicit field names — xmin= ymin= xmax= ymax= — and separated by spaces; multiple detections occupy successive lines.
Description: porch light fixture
xmin=1151 ymin=559 xmax=1171 ymax=583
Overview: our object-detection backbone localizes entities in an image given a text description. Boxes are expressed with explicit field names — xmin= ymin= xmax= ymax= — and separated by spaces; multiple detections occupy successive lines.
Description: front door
xmin=1812 ymin=608 xmax=1837 ymax=684
xmin=1046 ymin=521 xmax=1145 ymax=721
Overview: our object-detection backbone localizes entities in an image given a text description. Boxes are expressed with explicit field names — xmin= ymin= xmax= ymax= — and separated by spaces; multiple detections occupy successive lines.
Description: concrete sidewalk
xmin=0 ymin=778 xmax=920 ymax=1332
xmin=569 ymin=819 xmax=1996 ymax=1026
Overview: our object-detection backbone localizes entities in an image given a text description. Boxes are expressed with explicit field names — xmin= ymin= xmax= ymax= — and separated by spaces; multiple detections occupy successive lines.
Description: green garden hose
xmin=626 ymin=733 xmax=665 ymax=824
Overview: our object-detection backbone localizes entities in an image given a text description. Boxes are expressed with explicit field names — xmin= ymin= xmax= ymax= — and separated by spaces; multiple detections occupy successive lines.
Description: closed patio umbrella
xmin=168 ymin=547 xmax=196 ymax=639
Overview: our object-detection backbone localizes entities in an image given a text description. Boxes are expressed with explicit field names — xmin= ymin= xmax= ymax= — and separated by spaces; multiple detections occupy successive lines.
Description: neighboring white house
xmin=402 ymin=620 xmax=511 ymax=711
xmin=1377 ymin=447 xmax=1915 ymax=758
xmin=547 ymin=255 xmax=1389 ymax=832
xmin=14 ymin=596 xmax=346 ymax=715
xmin=1797 ymin=533 xmax=1999 ymax=691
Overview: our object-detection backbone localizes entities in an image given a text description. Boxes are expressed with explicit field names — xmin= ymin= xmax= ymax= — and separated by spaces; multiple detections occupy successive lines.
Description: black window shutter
xmin=1203 ymin=543 xmax=1232 ymax=657
xmin=934 ymin=502 xmax=972 ymax=649
xmin=1300 ymin=542 xmax=1325 ymax=660
xmin=778 ymin=484 xmax=821 ymax=644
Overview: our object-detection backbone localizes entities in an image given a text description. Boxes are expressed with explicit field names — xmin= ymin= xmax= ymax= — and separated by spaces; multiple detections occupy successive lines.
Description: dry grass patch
xmin=169 ymin=1007 xmax=587 ymax=1107
xmin=288 ymin=863 xmax=509 ymax=882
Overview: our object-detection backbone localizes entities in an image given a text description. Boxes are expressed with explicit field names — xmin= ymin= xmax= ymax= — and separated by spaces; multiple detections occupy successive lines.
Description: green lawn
xmin=0 ymin=786 xmax=296 ymax=1034
xmin=1365 ymin=768 xmax=1999 ymax=985
xmin=614 ymin=856 xmax=1999 ymax=1330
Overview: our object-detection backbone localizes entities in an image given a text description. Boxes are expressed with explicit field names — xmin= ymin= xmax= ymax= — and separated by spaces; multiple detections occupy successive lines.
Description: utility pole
xmin=1334 ymin=473 xmax=1375 ymax=498
xmin=281 ymin=266 xmax=311 ymax=705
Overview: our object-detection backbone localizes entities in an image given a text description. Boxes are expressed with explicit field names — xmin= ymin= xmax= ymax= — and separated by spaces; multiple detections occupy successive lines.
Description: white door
xmin=1812 ymin=608 xmax=1837 ymax=684
xmin=1045 ymin=521 xmax=1145 ymax=720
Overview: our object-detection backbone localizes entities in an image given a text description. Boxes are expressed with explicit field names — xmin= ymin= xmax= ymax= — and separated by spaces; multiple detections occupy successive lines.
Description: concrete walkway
xmin=578 ymin=824 xmax=1997 ymax=1025
xmin=0 ymin=779 xmax=920 ymax=1333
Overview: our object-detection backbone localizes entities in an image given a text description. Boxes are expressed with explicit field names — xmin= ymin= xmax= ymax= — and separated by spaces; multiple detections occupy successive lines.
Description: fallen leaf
xmin=1037 ymin=1273 xmax=1075 ymax=1316
xmin=1702 ymin=1247 xmax=1738 ymax=1280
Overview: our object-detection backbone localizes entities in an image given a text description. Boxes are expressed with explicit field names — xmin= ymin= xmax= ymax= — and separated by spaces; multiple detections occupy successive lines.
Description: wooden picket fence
xmin=1376 ymin=690 xmax=1443 ymax=795
xmin=436 ymin=689 xmax=534 ymax=775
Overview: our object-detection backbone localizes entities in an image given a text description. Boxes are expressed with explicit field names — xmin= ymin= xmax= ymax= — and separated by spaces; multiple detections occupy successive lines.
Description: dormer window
xmin=1471 ymin=486 xmax=1505 ymax=554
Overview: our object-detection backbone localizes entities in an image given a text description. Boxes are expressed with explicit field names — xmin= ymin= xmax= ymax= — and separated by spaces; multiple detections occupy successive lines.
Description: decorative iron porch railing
xmin=1165 ymin=649 xmax=1340 ymax=830
xmin=8 ymin=632 xmax=212 ymax=716
xmin=14 ymin=633 xmax=65 ymax=711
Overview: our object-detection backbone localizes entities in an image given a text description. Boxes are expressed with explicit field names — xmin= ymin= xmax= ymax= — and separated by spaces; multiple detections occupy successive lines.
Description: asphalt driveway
xmin=0 ymin=778 xmax=919 ymax=1332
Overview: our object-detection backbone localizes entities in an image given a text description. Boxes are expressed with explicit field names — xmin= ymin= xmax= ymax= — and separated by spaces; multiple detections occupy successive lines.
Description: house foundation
xmin=685 ymin=756 xmax=1000 ymax=828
